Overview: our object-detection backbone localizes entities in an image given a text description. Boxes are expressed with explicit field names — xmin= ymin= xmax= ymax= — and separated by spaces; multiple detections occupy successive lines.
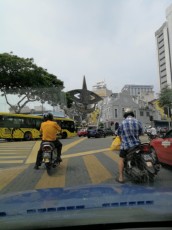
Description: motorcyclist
xmin=116 ymin=108 xmax=143 ymax=183
xmin=34 ymin=113 xmax=62 ymax=170
xmin=148 ymin=125 xmax=157 ymax=139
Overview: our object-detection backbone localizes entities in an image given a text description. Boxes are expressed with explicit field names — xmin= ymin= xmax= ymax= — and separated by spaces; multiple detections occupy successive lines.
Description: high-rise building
xmin=121 ymin=84 xmax=154 ymax=102
xmin=155 ymin=4 xmax=172 ymax=90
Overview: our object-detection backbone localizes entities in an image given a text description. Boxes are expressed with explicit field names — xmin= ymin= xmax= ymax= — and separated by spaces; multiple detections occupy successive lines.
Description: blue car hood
xmin=0 ymin=184 xmax=172 ymax=229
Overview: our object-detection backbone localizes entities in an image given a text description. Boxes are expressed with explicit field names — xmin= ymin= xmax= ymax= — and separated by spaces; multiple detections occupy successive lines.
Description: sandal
xmin=115 ymin=177 xmax=124 ymax=184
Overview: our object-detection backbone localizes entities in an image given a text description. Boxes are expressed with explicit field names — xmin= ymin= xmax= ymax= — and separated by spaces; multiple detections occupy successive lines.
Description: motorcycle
xmin=147 ymin=132 xmax=158 ymax=141
xmin=41 ymin=142 xmax=60 ymax=173
xmin=124 ymin=143 xmax=160 ymax=183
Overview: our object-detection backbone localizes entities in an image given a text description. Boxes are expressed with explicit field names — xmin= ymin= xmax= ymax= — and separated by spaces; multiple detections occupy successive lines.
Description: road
xmin=0 ymin=135 xmax=172 ymax=195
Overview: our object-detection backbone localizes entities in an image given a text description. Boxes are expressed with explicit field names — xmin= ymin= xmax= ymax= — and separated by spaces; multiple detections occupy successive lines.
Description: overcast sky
xmin=1 ymin=0 xmax=172 ymax=95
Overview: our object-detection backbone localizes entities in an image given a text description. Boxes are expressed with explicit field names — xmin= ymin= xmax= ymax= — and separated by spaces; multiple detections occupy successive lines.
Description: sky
xmin=1 ymin=0 xmax=172 ymax=95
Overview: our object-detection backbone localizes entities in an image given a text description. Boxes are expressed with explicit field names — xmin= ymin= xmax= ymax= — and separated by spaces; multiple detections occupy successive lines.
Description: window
xmin=114 ymin=109 xmax=118 ymax=118
xmin=140 ymin=111 xmax=144 ymax=116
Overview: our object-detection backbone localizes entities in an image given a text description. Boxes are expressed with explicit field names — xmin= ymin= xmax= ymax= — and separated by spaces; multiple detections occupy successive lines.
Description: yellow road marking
xmin=62 ymin=138 xmax=86 ymax=153
xmin=62 ymin=148 xmax=109 ymax=159
xmin=25 ymin=138 xmax=86 ymax=164
xmin=83 ymin=155 xmax=112 ymax=184
xmin=0 ymin=165 xmax=28 ymax=190
xmin=35 ymin=159 xmax=68 ymax=189
xmin=25 ymin=141 xmax=41 ymax=164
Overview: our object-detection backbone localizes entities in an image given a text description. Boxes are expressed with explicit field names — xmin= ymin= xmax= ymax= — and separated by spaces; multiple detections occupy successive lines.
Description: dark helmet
xmin=43 ymin=112 xmax=53 ymax=121
xmin=123 ymin=108 xmax=134 ymax=118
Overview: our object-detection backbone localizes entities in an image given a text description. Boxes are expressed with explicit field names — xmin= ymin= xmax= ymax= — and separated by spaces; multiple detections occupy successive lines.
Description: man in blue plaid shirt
xmin=116 ymin=108 xmax=143 ymax=183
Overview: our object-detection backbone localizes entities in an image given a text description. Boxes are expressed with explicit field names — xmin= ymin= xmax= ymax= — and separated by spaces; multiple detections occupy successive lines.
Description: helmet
xmin=123 ymin=108 xmax=134 ymax=118
xmin=43 ymin=113 xmax=53 ymax=121
xmin=149 ymin=125 xmax=152 ymax=128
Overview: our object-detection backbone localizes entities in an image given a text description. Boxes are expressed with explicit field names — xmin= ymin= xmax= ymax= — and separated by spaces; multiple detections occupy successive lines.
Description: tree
xmin=66 ymin=92 xmax=73 ymax=108
xmin=158 ymin=86 xmax=172 ymax=117
xmin=0 ymin=52 xmax=64 ymax=113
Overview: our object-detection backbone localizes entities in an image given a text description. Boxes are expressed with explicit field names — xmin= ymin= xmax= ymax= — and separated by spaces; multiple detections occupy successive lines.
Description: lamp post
xmin=167 ymin=106 xmax=172 ymax=130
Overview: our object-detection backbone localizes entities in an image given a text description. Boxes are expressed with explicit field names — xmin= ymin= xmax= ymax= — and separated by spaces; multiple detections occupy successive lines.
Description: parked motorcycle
xmin=147 ymin=133 xmax=158 ymax=141
xmin=124 ymin=143 xmax=160 ymax=183
xmin=41 ymin=142 xmax=60 ymax=174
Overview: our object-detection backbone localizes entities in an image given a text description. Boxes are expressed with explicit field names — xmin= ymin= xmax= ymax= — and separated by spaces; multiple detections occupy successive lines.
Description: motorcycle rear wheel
xmin=143 ymin=171 xmax=154 ymax=184
xmin=45 ymin=162 xmax=51 ymax=170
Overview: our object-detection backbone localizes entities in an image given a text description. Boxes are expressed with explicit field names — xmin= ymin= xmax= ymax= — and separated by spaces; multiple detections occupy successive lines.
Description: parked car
xmin=103 ymin=128 xmax=115 ymax=136
xmin=77 ymin=129 xmax=88 ymax=137
xmin=150 ymin=129 xmax=172 ymax=166
xmin=87 ymin=128 xmax=106 ymax=138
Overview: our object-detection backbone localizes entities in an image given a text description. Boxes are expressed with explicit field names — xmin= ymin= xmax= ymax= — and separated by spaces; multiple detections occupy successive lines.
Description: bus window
xmin=35 ymin=119 xmax=42 ymax=130
xmin=0 ymin=115 xmax=4 ymax=127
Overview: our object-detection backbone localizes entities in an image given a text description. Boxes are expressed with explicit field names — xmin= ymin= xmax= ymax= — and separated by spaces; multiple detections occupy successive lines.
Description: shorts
xmin=119 ymin=145 xmax=140 ymax=158
xmin=119 ymin=149 xmax=128 ymax=158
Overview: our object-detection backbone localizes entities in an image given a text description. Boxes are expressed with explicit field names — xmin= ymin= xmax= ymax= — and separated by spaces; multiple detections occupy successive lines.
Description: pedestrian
xmin=34 ymin=112 xmax=62 ymax=170
xmin=116 ymin=108 xmax=143 ymax=183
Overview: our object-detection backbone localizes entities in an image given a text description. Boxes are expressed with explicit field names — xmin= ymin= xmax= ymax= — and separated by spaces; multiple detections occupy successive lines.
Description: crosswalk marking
xmin=0 ymin=156 xmax=25 ymax=159
xmin=0 ymin=149 xmax=31 ymax=152
xmin=0 ymin=139 xmax=119 ymax=193
xmin=0 ymin=160 xmax=24 ymax=164
xmin=0 ymin=152 xmax=27 ymax=154
xmin=83 ymin=155 xmax=112 ymax=184
xmin=0 ymin=141 xmax=36 ymax=164
xmin=35 ymin=159 xmax=69 ymax=189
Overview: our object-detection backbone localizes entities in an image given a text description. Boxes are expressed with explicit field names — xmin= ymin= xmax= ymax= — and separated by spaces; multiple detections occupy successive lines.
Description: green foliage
xmin=66 ymin=92 xmax=73 ymax=108
xmin=158 ymin=86 xmax=172 ymax=117
xmin=0 ymin=52 xmax=64 ymax=113
xmin=158 ymin=86 xmax=172 ymax=107
xmin=98 ymin=122 xmax=104 ymax=128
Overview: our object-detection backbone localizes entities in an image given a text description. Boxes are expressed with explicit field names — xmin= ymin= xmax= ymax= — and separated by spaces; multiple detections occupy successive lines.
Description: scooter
xmin=41 ymin=142 xmax=60 ymax=174
xmin=147 ymin=133 xmax=158 ymax=141
xmin=124 ymin=143 xmax=160 ymax=184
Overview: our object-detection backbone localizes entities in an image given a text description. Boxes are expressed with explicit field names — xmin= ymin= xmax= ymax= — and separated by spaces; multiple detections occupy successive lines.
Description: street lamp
xmin=167 ymin=106 xmax=172 ymax=130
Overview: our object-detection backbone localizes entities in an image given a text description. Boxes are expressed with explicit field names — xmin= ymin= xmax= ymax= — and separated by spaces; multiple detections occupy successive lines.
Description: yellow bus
xmin=0 ymin=112 xmax=76 ymax=141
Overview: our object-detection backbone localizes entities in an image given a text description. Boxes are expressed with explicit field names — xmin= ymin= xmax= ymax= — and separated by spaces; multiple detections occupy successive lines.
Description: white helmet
xmin=149 ymin=125 xmax=152 ymax=128
xmin=123 ymin=108 xmax=134 ymax=118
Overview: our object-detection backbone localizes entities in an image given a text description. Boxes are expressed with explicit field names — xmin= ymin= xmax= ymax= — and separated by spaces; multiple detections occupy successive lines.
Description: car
xmin=77 ymin=129 xmax=88 ymax=137
xmin=87 ymin=128 xmax=106 ymax=138
xmin=150 ymin=129 xmax=172 ymax=166
xmin=103 ymin=128 xmax=115 ymax=136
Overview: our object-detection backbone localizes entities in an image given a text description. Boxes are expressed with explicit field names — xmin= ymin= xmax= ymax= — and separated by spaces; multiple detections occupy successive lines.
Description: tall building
xmin=121 ymin=84 xmax=154 ymax=102
xmin=155 ymin=4 xmax=172 ymax=90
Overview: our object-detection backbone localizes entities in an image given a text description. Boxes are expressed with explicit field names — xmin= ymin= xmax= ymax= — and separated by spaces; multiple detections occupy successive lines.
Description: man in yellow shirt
xmin=34 ymin=113 xmax=62 ymax=170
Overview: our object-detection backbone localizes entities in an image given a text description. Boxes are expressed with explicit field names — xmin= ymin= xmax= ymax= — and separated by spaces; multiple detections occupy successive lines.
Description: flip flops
xmin=115 ymin=177 xmax=125 ymax=184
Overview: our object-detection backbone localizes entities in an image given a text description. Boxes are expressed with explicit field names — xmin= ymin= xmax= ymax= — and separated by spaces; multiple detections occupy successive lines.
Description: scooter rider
xmin=34 ymin=112 xmax=62 ymax=170
xmin=116 ymin=108 xmax=143 ymax=183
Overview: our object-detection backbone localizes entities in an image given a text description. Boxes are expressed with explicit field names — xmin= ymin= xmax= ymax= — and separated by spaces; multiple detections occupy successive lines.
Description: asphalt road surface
xmin=0 ymin=135 xmax=172 ymax=195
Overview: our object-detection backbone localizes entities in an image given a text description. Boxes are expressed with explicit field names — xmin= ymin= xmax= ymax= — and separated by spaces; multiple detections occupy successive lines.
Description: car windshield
xmin=1 ymin=1 xmax=172 ymax=230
